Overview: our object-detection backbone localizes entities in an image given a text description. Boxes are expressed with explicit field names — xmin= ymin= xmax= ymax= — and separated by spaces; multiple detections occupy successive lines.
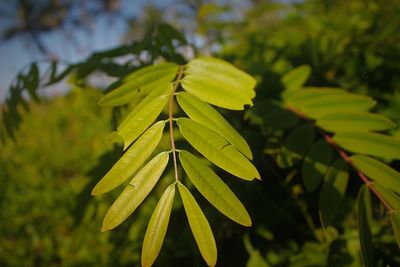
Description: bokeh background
xmin=1 ymin=0 xmax=400 ymax=266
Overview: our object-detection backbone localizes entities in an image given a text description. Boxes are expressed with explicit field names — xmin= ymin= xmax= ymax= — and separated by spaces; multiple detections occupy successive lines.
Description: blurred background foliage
xmin=1 ymin=0 xmax=400 ymax=266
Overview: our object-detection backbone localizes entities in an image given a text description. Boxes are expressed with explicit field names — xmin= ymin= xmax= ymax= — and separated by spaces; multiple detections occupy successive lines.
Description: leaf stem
xmin=169 ymin=66 xmax=185 ymax=182
xmin=286 ymin=105 xmax=394 ymax=213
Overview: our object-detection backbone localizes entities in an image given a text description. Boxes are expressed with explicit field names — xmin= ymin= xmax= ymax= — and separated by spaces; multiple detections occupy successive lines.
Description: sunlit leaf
xmin=181 ymin=57 xmax=256 ymax=110
xmin=142 ymin=184 xmax=175 ymax=267
xmin=177 ymin=92 xmax=252 ymax=159
xmin=179 ymin=150 xmax=251 ymax=226
xmin=98 ymin=63 xmax=178 ymax=106
xmin=117 ymin=94 xmax=169 ymax=150
xmin=178 ymin=183 xmax=217 ymax=267
xmin=302 ymin=139 xmax=332 ymax=191
xmin=351 ymin=155 xmax=400 ymax=195
xmin=282 ymin=65 xmax=311 ymax=91
xmin=319 ymin=159 xmax=349 ymax=226
xmin=357 ymin=185 xmax=374 ymax=267
xmin=316 ymin=112 xmax=395 ymax=133
xmin=92 ymin=121 xmax=165 ymax=195
xmin=102 ymin=152 xmax=169 ymax=231
xmin=333 ymin=131 xmax=400 ymax=160
xmin=390 ymin=212 xmax=400 ymax=248
xmin=178 ymin=118 xmax=260 ymax=180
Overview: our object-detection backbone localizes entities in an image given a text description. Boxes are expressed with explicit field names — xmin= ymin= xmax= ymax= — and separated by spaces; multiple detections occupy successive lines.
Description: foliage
xmin=92 ymin=57 xmax=259 ymax=266
xmin=1 ymin=0 xmax=400 ymax=266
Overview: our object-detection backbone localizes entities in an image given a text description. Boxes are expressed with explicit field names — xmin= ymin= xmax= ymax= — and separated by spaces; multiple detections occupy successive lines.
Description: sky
xmin=0 ymin=0 xmax=178 ymax=101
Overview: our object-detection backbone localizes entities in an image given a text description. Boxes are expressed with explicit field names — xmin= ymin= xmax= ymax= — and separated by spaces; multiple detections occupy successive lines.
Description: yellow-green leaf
xmin=141 ymin=184 xmax=175 ymax=267
xmin=181 ymin=57 xmax=256 ymax=110
xmin=316 ymin=112 xmax=395 ymax=133
xmin=283 ymin=87 xmax=346 ymax=104
xmin=177 ymin=92 xmax=252 ymax=159
xmin=333 ymin=131 xmax=400 ymax=160
xmin=117 ymin=94 xmax=169 ymax=150
xmin=179 ymin=150 xmax=251 ymax=226
xmin=357 ymin=185 xmax=374 ymax=267
xmin=186 ymin=57 xmax=256 ymax=98
xmin=351 ymin=155 xmax=400 ymax=195
xmin=92 ymin=121 xmax=165 ymax=195
xmin=98 ymin=63 xmax=178 ymax=106
xmin=102 ymin=152 xmax=169 ymax=231
xmin=300 ymin=94 xmax=376 ymax=119
xmin=177 ymin=118 xmax=260 ymax=180
xmin=302 ymin=139 xmax=332 ymax=191
xmin=119 ymin=83 xmax=171 ymax=129
xmin=178 ymin=183 xmax=217 ymax=267
xmin=390 ymin=212 xmax=400 ymax=248
xmin=319 ymin=159 xmax=349 ymax=226
xmin=282 ymin=65 xmax=311 ymax=91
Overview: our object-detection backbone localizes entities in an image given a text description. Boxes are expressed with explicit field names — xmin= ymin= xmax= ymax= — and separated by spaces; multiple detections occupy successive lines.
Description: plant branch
xmin=169 ymin=66 xmax=185 ymax=182
xmin=286 ymin=105 xmax=394 ymax=213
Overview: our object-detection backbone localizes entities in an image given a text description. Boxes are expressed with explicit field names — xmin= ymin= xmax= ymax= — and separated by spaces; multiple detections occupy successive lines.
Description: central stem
xmin=169 ymin=66 xmax=184 ymax=182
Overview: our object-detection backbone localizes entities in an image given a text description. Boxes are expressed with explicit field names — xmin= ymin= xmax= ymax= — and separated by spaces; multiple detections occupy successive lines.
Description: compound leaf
xmin=178 ymin=118 xmax=260 ymax=180
xmin=142 ymin=184 xmax=175 ymax=267
xmin=179 ymin=150 xmax=251 ymax=226
xmin=333 ymin=131 xmax=400 ymax=160
xmin=351 ymin=155 xmax=400 ymax=195
xmin=177 ymin=92 xmax=252 ymax=159
xmin=92 ymin=121 xmax=165 ymax=195
xmin=102 ymin=152 xmax=169 ymax=231
xmin=178 ymin=183 xmax=217 ymax=267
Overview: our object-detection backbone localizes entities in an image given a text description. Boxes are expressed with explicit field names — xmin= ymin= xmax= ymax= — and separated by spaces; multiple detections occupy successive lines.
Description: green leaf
xmin=102 ymin=152 xmax=169 ymax=231
xmin=181 ymin=57 xmax=256 ymax=110
xmin=179 ymin=150 xmax=251 ymax=226
xmin=373 ymin=183 xmax=400 ymax=211
xmin=281 ymin=124 xmax=315 ymax=166
xmin=333 ymin=131 xmax=400 ymax=160
xmin=177 ymin=118 xmax=260 ymax=180
xmin=98 ymin=63 xmax=178 ymax=106
xmin=282 ymin=65 xmax=311 ymax=91
xmin=92 ymin=121 xmax=165 ymax=195
xmin=319 ymin=159 xmax=349 ymax=226
xmin=246 ymin=250 xmax=270 ymax=267
xmin=141 ymin=184 xmax=175 ymax=267
xmin=186 ymin=57 xmax=256 ymax=98
xmin=300 ymin=94 xmax=376 ymax=119
xmin=357 ymin=185 xmax=374 ymax=267
xmin=390 ymin=212 xmax=400 ymax=248
xmin=351 ymin=155 xmax=400 ymax=195
xmin=117 ymin=94 xmax=169 ymax=150
xmin=177 ymin=92 xmax=252 ymax=159
xmin=316 ymin=112 xmax=395 ymax=133
xmin=119 ymin=83 xmax=171 ymax=129
xmin=178 ymin=183 xmax=217 ymax=267
xmin=283 ymin=87 xmax=346 ymax=104
xmin=302 ymin=139 xmax=333 ymax=191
